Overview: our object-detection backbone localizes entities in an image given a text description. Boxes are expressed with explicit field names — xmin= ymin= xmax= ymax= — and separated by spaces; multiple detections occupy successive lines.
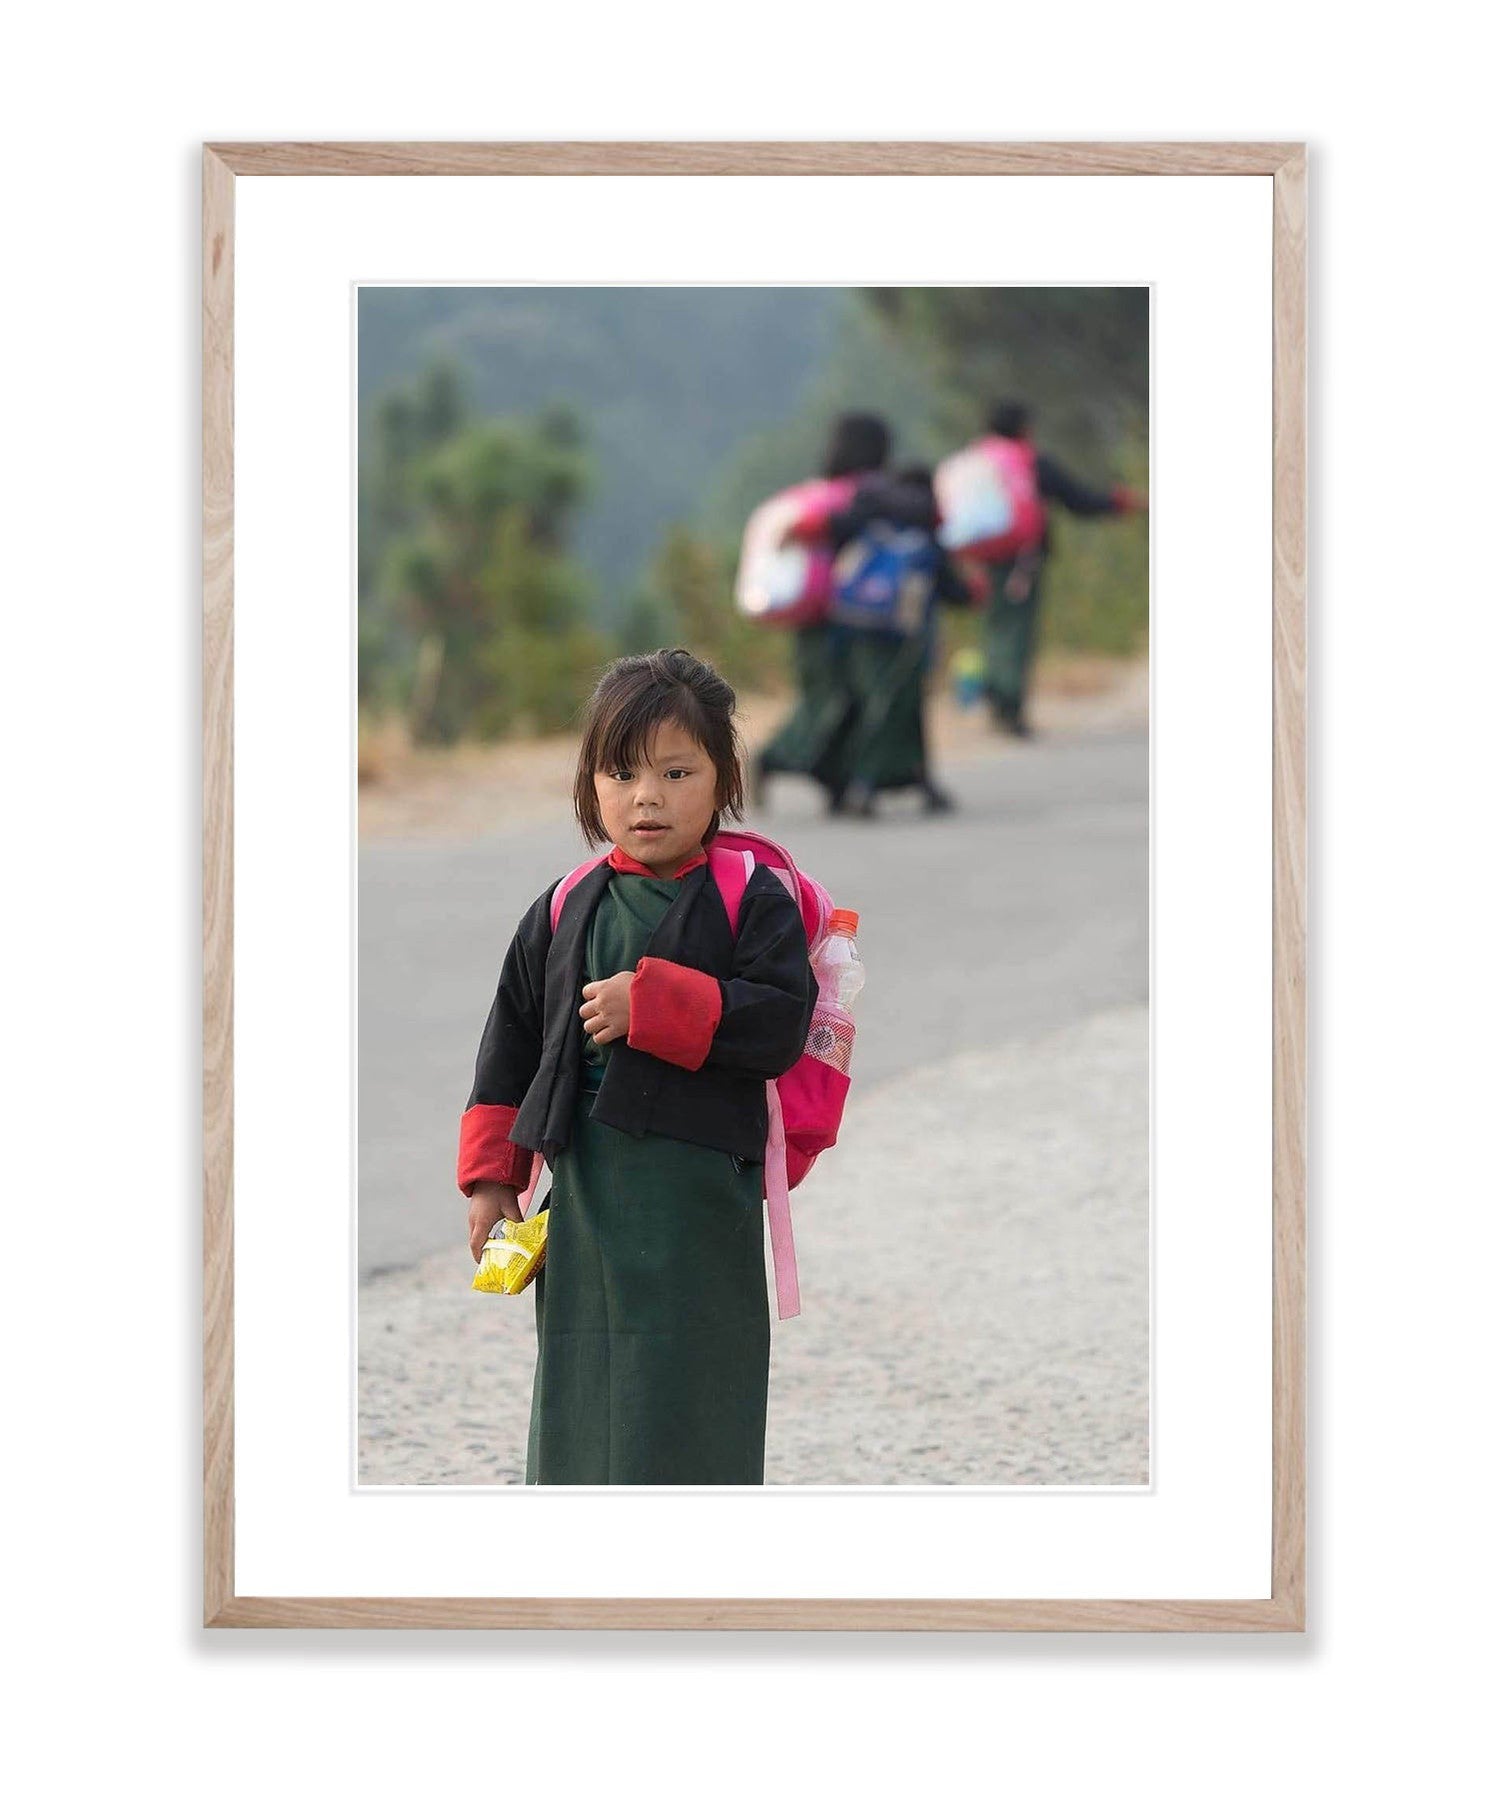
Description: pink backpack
xmin=733 ymin=475 xmax=858 ymax=629
xmin=934 ymin=434 xmax=1046 ymax=563
xmin=520 ymin=828 xmax=850 ymax=1320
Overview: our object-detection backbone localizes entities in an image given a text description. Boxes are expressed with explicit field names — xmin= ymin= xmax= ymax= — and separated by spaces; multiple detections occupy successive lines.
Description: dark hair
xmin=573 ymin=648 xmax=746 ymax=848
xmin=988 ymin=400 xmax=1032 ymax=440
xmin=897 ymin=462 xmax=935 ymax=493
xmin=822 ymin=411 xmax=891 ymax=479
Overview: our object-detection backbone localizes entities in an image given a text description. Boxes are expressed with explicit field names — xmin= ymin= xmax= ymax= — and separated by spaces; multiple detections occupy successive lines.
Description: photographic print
xmin=355 ymin=283 xmax=1151 ymax=1488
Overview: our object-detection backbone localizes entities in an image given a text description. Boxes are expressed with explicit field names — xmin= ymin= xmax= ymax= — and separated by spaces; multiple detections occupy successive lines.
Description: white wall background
xmin=5 ymin=6 xmax=1493 ymax=1793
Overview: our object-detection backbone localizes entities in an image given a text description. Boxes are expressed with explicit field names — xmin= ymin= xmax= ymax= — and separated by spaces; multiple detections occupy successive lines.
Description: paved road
xmin=359 ymin=729 xmax=1148 ymax=1277
xmin=357 ymin=726 xmax=1149 ymax=1485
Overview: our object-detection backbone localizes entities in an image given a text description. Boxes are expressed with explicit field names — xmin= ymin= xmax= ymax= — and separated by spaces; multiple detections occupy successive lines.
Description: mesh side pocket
xmin=804 ymin=1005 xmax=855 ymax=1075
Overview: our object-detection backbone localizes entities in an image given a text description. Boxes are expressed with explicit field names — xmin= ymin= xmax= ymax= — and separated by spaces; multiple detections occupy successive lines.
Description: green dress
xmin=981 ymin=558 xmax=1045 ymax=722
xmin=757 ymin=626 xmax=855 ymax=799
xmin=526 ymin=872 xmax=771 ymax=1485
xmin=832 ymin=631 xmax=931 ymax=793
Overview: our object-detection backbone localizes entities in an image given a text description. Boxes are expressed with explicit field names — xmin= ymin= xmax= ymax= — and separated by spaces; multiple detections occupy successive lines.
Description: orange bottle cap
xmin=829 ymin=908 xmax=859 ymax=934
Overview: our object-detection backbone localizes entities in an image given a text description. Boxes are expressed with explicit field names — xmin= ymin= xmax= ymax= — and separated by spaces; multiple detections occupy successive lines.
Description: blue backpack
xmin=828 ymin=521 xmax=940 ymax=636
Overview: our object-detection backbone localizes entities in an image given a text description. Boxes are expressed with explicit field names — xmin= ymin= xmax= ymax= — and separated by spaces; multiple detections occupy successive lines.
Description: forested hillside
xmin=358 ymin=286 xmax=1148 ymax=744
xmin=359 ymin=287 xmax=844 ymax=596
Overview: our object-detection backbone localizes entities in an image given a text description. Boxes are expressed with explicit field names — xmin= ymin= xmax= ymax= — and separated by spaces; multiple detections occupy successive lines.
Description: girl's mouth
xmin=632 ymin=823 xmax=666 ymax=834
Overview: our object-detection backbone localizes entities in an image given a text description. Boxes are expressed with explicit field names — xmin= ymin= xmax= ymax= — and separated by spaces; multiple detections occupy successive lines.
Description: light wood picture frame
xmin=203 ymin=140 xmax=1306 ymax=1631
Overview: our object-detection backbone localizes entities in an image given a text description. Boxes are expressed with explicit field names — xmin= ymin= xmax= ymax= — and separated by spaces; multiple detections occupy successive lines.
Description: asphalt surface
xmin=358 ymin=728 xmax=1148 ymax=1278
xmin=357 ymin=725 xmax=1149 ymax=1486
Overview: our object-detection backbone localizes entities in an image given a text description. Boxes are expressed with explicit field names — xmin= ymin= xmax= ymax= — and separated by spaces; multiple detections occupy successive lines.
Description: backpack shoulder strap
xmin=707 ymin=845 xmax=755 ymax=937
xmin=713 ymin=828 xmax=828 ymax=946
xmin=549 ymin=853 xmax=611 ymax=934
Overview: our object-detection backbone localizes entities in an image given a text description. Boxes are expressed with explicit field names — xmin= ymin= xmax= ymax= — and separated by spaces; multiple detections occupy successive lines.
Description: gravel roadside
xmin=358 ymin=1003 xmax=1147 ymax=1487
xmin=358 ymin=655 xmax=1148 ymax=841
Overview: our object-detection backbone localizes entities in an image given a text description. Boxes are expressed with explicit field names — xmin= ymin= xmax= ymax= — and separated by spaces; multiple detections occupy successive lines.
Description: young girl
xmin=458 ymin=648 xmax=816 ymax=1485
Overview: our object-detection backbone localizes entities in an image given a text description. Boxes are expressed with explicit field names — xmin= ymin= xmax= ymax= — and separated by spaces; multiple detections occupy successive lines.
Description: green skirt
xmin=834 ymin=631 xmax=930 ymax=792
xmin=981 ymin=560 xmax=1045 ymax=712
xmin=526 ymin=1095 xmax=771 ymax=1485
xmin=758 ymin=626 xmax=855 ymax=795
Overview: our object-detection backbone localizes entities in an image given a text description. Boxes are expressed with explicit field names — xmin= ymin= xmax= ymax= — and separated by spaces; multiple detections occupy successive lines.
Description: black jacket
xmin=467 ymin=859 xmax=816 ymax=1169
xmin=827 ymin=470 xmax=940 ymax=548
xmin=1033 ymin=451 xmax=1123 ymax=556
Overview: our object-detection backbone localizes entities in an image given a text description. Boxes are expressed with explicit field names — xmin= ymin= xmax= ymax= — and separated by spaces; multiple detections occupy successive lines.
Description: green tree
xmin=1036 ymin=444 xmax=1151 ymax=657
xmin=358 ymin=360 xmax=469 ymax=708
xmin=618 ymin=589 xmax=675 ymax=657
xmin=634 ymin=523 xmax=788 ymax=698
xmin=379 ymin=410 xmax=608 ymax=742
xmin=861 ymin=287 xmax=1149 ymax=462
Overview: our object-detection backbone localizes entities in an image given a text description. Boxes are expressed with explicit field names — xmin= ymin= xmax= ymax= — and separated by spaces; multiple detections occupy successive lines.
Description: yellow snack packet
xmin=471 ymin=1212 xmax=549 ymax=1295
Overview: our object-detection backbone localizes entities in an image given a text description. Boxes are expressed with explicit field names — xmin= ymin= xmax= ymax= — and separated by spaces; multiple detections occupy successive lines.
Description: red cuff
xmin=1112 ymin=485 xmax=1145 ymax=514
xmin=628 ymin=957 xmax=723 ymax=1071
xmin=457 ymin=1103 xmax=535 ymax=1196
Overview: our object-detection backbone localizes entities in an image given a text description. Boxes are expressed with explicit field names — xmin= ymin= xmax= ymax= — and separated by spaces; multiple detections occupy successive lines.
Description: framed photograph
xmin=204 ymin=141 xmax=1305 ymax=1629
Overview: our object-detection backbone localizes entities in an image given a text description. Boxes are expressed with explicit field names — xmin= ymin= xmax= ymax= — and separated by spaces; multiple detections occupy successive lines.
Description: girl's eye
xmin=609 ymin=769 xmax=632 ymax=782
xmin=665 ymin=768 xmax=689 ymax=780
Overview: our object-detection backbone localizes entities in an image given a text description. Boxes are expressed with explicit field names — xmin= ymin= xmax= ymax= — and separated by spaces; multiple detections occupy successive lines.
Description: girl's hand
xmin=579 ymin=971 xmax=634 ymax=1046
xmin=468 ymin=1182 xmax=522 ymax=1262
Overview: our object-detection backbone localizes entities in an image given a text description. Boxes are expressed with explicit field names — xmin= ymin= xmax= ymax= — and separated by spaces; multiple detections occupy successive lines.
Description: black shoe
xmin=843 ymin=780 xmax=877 ymax=819
xmin=922 ymin=781 xmax=956 ymax=814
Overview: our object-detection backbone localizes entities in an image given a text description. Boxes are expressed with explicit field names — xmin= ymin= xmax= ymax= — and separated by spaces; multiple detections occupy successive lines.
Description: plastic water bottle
xmin=805 ymin=909 xmax=863 ymax=1074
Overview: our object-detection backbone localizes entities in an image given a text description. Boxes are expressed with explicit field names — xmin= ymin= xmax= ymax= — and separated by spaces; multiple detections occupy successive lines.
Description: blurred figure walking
xmin=941 ymin=401 xmax=1145 ymax=737
xmin=753 ymin=413 xmax=929 ymax=812
xmin=824 ymin=463 xmax=973 ymax=818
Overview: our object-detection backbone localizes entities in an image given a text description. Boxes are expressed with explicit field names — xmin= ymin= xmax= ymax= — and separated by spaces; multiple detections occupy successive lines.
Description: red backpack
xmin=520 ymin=829 xmax=852 ymax=1320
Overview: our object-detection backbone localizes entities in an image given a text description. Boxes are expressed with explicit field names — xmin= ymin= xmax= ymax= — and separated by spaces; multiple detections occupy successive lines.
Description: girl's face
xmin=593 ymin=720 xmax=719 ymax=877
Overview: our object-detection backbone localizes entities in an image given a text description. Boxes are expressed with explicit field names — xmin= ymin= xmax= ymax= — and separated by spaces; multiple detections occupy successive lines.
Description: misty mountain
xmin=358 ymin=286 xmax=846 ymax=604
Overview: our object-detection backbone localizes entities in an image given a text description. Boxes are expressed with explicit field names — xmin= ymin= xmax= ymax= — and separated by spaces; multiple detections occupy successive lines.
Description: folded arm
xmin=627 ymin=878 xmax=815 ymax=1080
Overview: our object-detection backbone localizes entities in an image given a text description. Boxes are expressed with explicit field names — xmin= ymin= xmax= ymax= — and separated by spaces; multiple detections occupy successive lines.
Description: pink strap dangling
xmin=518 ymin=1151 xmax=545 ymax=1220
xmin=763 ymin=1079 xmax=801 ymax=1321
